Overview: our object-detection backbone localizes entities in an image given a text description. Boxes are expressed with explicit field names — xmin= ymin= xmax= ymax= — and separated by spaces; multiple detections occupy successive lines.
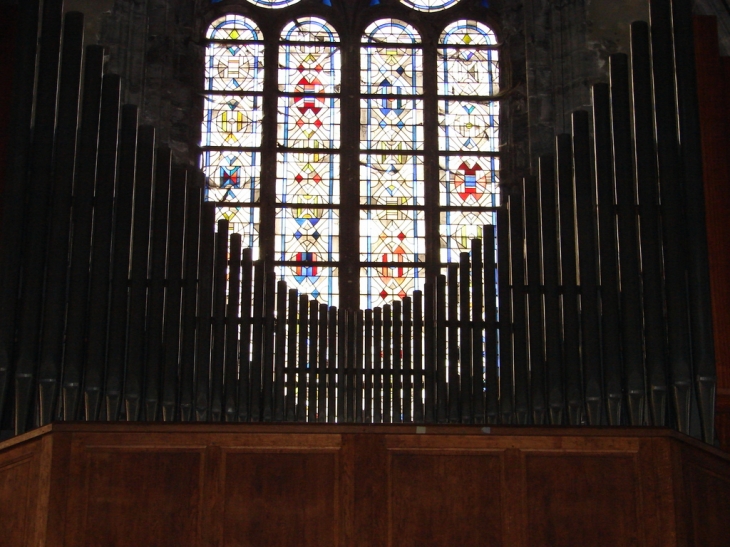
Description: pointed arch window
xmin=275 ymin=17 xmax=341 ymax=303
xmin=360 ymin=19 xmax=425 ymax=309
xmin=202 ymin=15 xmax=264 ymax=255
xmin=438 ymin=20 xmax=500 ymax=262
xmin=202 ymin=2 xmax=500 ymax=309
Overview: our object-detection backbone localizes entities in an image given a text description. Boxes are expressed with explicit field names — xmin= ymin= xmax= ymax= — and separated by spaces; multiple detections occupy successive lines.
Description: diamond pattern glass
xmin=277 ymin=153 xmax=339 ymax=204
xmin=438 ymin=100 xmax=499 ymax=152
xmin=360 ymin=153 xmax=424 ymax=206
xmin=440 ymin=210 xmax=495 ymax=263
xmin=202 ymin=150 xmax=260 ymax=202
xmin=276 ymin=207 xmax=339 ymax=262
xmin=202 ymin=95 xmax=262 ymax=148
xmin=440 ymin=155 xmax=500 ymax=207
xmin=361 ymin=267 xmax=424 ymax=310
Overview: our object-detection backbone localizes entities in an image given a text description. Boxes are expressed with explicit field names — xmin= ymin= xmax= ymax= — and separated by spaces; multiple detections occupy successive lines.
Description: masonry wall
xmin=63 ymin=0 xmax=652 ymax=172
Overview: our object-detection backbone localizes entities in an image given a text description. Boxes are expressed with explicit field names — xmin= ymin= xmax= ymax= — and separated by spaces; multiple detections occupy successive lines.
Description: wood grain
xmin=221 ymin=450 xmax=338 ymax=547
xmin=0 ymin=425 xmax=728 ymax=546
xmin=525 ymin=453 xmax=640 ymax=546
xmin=389 ymin=450 xmax=503 ymax=546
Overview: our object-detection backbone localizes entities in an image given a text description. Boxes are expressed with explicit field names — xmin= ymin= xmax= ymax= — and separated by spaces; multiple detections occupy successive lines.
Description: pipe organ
xmin=0 ymin=0 xmax=718 ymax=444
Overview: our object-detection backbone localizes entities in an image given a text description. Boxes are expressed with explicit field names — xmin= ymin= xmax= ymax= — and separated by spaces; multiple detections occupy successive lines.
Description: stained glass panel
xmin=361 ymin=47 xmax=422 ymax=95
xmin=247 ymin=0 xmax=302 ymax=9
xmin=276 ymin=207 xmax=339 ymax=261
xmin=360 ymin=209 xmax=425 ymax=262
xmin=438 ymin=100 xmax=499 ymax=152
xmin=362 ymin=19 xmax=421 ymax=44
xmin=439 ymin=48 xmax=499 ymax=96
xmin=440 ymin=155 xmax=500 ymax=207
xmin=440 ymin=20 xmax=497 ymax=45
xmin=206 ymin=15 xmax=262 ymax=40
xmin=202 ymin=95 xmax=262 ymax=148
xmin=360 ymin=99 xmax=423 ymax=149
xmin=277 ymin=153 xmax=339 ymax=203
xmin=205 ymin=44 xmax=264 ymax=92
xmin=279 ymin=44 xmax=340 ymax=94
xmin=360 ymin=154 xmax=423 ymax=206
xmin=278 ymin=265 xmax=338 ymax=305
xmin=281 ymin=17 xmax=339 ymax=42
xmin=401 ymin=0 xmax=459 ymax=11
xmin=278 ymin=96 xmax=340 ymax=148
xmin=440 ymin=210 xmax=495 ymax=263
xmin=217 ymin=206 xmax=260 ymax=258
xmin=202 ymin=150 xmax=260 ymax=201
xmin=361 ymin=267 xmax=424 ymax=310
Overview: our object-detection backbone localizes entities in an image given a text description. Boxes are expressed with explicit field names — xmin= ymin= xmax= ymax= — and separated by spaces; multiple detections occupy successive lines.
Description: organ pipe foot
xmin=650 ymin=386 xmax=667 ymax=427
xmin=105 ymin=393 xmax=121 ymax=422
xmin=515 ymin=408 xmax=529 ymax=425
xmin=549 ymin=406 xmax=563 ymax=426
xmin=145 ymin=401 xmax=159 ymax=422
xmin=125 ymin=397 xmax=141 ymax=422
xmin=179 ymin=404 xmax=192 ymax=422
xmin=628 ymin=391 xmax=645 ymax=426
xmin=62 ymin=383 xmax=81 ymax=422
xmin=568 ymin=401 xmax=583 ymax=426
xmin=697 ymin=376 xmax=716 ymax=444
xmin=14 ymin=373 xmax=34 ymax=435
xmin=38 ymin=379 xmax=58 ymax=426
xmin=673 ymin=382 xmax=692 ymax=435
xmin=585 ymin=397 xmax=602 ymax=426
xmin=162 ymin=403 xmax=176 ymax=422
xmin=607 ymin=394 xmax=622 ymax=426
xmin=532 ymin=408 xmax=546 ymax=425
xmin=84 ymin=387 xmax=101 ymax=421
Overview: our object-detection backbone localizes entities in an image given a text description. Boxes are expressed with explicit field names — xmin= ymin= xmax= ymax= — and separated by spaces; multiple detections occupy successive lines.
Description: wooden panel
xmin=525 ymin=453 xmax=640 ymax=546
xmin=2 ymin=425 xmax=730 ymax=547
xmin=68 ymin=448 xmax=204 ymax=547
xmin=221 ymin=450 xmax=339 ymax=547
xmin=0 ymin=453 xmax=35 ymax=547
xmin=388 ymin=450 xmax=503 ymax=546
xmin=685 ymin=462 xmax=730 ymax=546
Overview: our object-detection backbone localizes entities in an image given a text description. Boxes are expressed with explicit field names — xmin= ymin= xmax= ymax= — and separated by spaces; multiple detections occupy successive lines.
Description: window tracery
xmin=201 ymin=0 xmax=500 ymax=309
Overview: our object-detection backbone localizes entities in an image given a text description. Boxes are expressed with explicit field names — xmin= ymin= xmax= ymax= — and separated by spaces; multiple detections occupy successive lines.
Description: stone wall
xmin=71 ymin=0 xmax=701 ymax=171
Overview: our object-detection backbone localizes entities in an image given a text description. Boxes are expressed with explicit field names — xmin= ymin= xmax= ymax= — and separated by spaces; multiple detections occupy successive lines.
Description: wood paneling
xmin=0 ymin=438 xmax=44 ymax=547
xmin=389 ymin=451 xmax=503 ymax=546
xmin=221 ymin=450 xmax=339 ymax=547
xmin=0 ymin=455 xmax=34 ymax=547
xmin=65 ymin=448 xmax=204 ymax=547
xmin=681 ymin=444 xmax=730 ymax=547
xmin=0 ymin=425 xmax=729 ymax=547
xmin=525 ymin=453 xmax=640 ymax=547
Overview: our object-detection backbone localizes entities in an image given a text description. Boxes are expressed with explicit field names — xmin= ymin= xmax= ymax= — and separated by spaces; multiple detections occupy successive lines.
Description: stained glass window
xmin=360 ymin=19 xmax=424 ymax=310
xmin=203 ymin=4 xmax=499 ymax=310
xmin=277 ymin=17 xmax=341 ymax=305
xmin=203 ymin=15 xmax=263 ymax=258
xmin=400 ymin=0 xmax=459 ymax=11
xmin=438 ymin=20 xmax=499 ymax=269
xmin=246 ymin=0 xmax=301 ymax=8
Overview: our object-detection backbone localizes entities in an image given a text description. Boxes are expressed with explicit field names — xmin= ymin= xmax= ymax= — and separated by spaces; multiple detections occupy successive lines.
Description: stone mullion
xmin=258 ymin=30 xmax=280 ymax=268
xmin=339 ymin=35 xmax=360 ymax=310
xmin=423 ymin=37 xmax=440 ymax=281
